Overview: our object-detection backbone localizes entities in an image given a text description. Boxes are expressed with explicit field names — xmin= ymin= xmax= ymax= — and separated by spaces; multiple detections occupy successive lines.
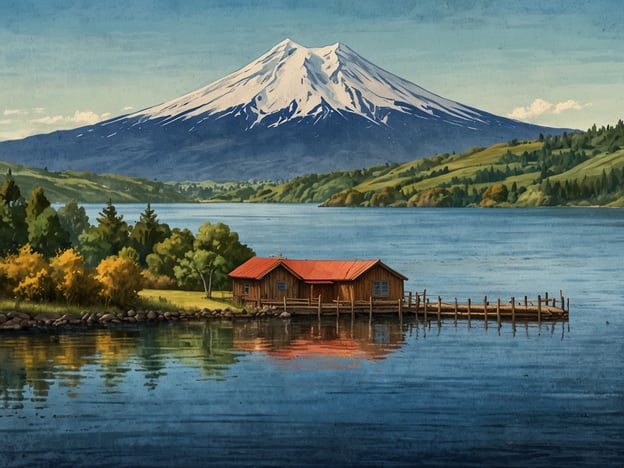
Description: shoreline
xmin=0 ymin=306 xmax=292 ymax=332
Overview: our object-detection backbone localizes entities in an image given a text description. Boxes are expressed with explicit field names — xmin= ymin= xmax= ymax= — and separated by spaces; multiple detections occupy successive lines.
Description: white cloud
xmin=3 ymin=108 xmax=28 ymax=116
xmin=0 ymin=119 xmax=12 ymax=125
xmin=508 ymin=98 xmax=591 ymax=120
xmin=553 ymin=100 xmax=586 ymax=114
xmin=32 ymin=115 xmax=65 ymax=125
xmin=31 ymin=110 xmax=112 ymax=126
xmin=71 ymin=110 xmax=111 ymax=124
xmin=122 ymin=106 xmax=134 ymax=111
xmin=32 ymin=107 xmax=46 ymax=114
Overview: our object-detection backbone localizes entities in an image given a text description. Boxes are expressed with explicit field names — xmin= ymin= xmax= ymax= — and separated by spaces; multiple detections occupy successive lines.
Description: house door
xmin=308 ymin=284 xmax=335 ymax=302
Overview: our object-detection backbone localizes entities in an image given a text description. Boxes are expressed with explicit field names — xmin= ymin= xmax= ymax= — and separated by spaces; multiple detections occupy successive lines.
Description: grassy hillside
xmin=0 ymin=160 xmax=191 ymax=203
xmin=4 ymin=120 xmax=622 ymax=207
xmin=210 ymin=164 xmax=397 ymax=203
xmin=211 ymin=121 xmax=624 ymax=208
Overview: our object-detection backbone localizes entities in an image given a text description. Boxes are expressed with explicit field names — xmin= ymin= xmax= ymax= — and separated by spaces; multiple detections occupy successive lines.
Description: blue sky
xmin=1 ymin=0 xmax=622 ymax=141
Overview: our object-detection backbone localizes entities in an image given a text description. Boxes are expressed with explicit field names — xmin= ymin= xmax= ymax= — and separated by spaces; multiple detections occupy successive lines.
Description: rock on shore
xmin=0 ymin=305 xmax=286 ymax=331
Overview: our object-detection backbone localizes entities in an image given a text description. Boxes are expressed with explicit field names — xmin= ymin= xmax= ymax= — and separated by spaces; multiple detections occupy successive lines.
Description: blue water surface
xmin=2 ymin=205 xmax=622 ymax=467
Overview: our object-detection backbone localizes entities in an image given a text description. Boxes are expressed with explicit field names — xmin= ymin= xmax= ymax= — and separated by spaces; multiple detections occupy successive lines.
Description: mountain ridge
xmin=0 ymin=39 xmax=573 ymax=181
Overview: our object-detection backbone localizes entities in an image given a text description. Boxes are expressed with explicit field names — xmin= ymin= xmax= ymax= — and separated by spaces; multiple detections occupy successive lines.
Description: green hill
xmin=3 ymin=120 xmax=623 ymax=207
xmin=212 ymin=121 xmax=624 ymax=208
xmin=0 ymin=161 xmax=191 ymax=203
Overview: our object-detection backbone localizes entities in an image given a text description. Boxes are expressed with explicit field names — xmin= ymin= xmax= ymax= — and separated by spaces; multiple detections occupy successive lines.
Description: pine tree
xmin=25 ymin=188 xmax=70 ymax=257
xmin=130 ymin=202 xmax=171 ymax=266
xmin=96 ymin=199 xmax=130 ymax=254
xmin=58 ymin=199 xmax=90 ymax=247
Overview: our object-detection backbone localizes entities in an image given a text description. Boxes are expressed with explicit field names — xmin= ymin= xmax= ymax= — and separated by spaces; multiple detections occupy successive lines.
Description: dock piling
xmin=414 ymin=291 xmax=420 ymax=320
xmin=484 ymin=296 xmax=488 ymax=331
xmin=317 ymin=295 xmax=321 ymax=320
xmin=423 ymin=289 xmax=428 ymax=326
xmin=437 ymin=296 xmax=441 ymax=327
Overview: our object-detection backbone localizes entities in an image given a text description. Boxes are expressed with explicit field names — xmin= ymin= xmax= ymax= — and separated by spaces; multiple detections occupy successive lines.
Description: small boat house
xmin=229 ymin=256 xmax=407 ymax=306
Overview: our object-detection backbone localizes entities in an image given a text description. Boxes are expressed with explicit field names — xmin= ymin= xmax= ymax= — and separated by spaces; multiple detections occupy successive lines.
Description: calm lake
xmin=2 ymin=204 xmax=623 ymax=467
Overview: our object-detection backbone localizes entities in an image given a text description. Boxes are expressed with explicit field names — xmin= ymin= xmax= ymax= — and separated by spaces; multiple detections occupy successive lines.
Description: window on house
xmin=277 ymin=281 xmax=287 ymax=291
xmin=243 ymin=281 xmax=250 ymax=295
xmin=373 ymin=281 xmax=389 ymax=297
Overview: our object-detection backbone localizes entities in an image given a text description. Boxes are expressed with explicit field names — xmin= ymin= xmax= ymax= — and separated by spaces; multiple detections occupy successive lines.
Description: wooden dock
xmin=255 ymin=289 xmax=569 ymax=324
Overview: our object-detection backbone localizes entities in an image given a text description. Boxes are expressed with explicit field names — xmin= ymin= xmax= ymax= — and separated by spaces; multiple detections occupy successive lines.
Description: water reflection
xmin=0 ymin=323 xmax=240 ymax=407
xmin=234 ymin=318 xmax=406 ymax=369
xmin=0 ymin=317 xmax=566 ymax=407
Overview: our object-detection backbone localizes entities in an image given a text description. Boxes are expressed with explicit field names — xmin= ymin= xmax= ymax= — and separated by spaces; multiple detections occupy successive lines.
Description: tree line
xmin=0 ymin=178 xmax=254 ymax=308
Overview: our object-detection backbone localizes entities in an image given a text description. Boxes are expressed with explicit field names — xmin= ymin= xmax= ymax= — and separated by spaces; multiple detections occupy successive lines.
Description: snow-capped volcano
xmin=130 ymin=38 xmax=478 ymax=129
xmin=0 ymin=39 xmax=571 ymax=181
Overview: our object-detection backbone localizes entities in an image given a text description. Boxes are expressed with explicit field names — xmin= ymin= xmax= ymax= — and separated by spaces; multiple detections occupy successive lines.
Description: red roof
xmin=229 ymin=257 xmax=407 ymax=281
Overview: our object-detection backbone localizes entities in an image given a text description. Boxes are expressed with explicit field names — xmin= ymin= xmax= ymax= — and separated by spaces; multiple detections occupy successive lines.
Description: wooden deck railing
xmin=244 ymin=289 xmax=569 ymax=324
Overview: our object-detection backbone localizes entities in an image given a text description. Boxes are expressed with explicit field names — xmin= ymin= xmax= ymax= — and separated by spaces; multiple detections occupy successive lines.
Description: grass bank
xmin=0 ymin=299 xmax=119 ymax=318
xmin=138 ymin=289 xmax=240 ymax=312
xmin=1 ymin=290 xmax=238 ymax=317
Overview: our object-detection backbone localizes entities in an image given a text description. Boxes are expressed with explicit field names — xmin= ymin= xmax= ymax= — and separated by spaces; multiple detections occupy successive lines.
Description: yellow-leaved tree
xmin=50 ymin=249 xmax=100 ymax=305
xmin=95 ymin=255 xmax=143 ymax=308
xmin=0 ymin=244 xmax=52 ymax=301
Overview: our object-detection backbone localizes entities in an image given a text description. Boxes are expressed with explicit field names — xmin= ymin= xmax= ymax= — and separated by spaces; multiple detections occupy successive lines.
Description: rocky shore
xmin=0 ymin=306 xmax=292 ymax=331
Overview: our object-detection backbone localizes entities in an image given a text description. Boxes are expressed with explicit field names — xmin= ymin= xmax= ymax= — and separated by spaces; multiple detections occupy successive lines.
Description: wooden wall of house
xmin=232 ymin=279 xmax=261 ymax=303
xmin=304 ymin=284 xmax=337 ymax=302
xmin=351 ymin=265 xmax=404 ymax=301
xmin=233 ymin=263 xmax=405 ymax=304
xmin=259 ymin=266 xmax=300 ymax=300
xmin=335 ymin=283 xmax=354 ymax=301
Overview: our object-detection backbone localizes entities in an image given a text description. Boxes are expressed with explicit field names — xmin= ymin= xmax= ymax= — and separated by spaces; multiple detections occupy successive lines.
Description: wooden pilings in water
xmin=408 ymin=290 xmax=567 ymax=324
xmin=253 ymin=290 xmax=568 ymax=324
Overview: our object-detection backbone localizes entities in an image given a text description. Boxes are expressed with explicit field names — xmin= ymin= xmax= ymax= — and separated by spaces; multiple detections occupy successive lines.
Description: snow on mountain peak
xmin=130 ymin=39 xmax=482 ymax=129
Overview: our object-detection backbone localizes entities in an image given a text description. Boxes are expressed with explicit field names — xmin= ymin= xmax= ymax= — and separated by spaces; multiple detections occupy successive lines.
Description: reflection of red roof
xmin=234 ymin=338 xmax=393 ymax=361
xmin=229 ymin=257 xmax=407 ymax=281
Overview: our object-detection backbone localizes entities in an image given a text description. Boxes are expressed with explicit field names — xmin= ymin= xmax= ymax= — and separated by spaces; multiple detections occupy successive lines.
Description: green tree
xmin=130 ymin=203 xmax=171 ymax=266
xmin=174 ymin=249 xmax=226 ymax=297
xmin=25 ymin=187 xmax=51 ymax=224
xmin=77 ymin=226 xmax=112 ymax=267
xmin=0 ymin=178 xmax=22 ymax=207
xmin=58 ymin=199 xmax=90 ymax=247
xmin=118 ymin=246 xmax=140 ymax=264
xmin=0 ymin=179 xmax=28 ymax=254
xmin=96 ymin=199 xmax=130 ymax=253
xmin=174 ymin=222 xmax=254 ymax=298
xmin=78 ymin=199 xmax=129 ymax=265
xmin=24 ymin=188 xmax=70 ymax=257
xmin=146 ymin=228 xmax=195 ymax=279
xmin=27 ymin=206 xmax=71 ymax=257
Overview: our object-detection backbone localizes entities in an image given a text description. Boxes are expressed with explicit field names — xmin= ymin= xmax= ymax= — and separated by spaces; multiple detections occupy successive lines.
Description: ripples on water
xmin=5 ymin=205 xmax=624 ymax=466
xmin=0 ymin=315 xmax=620 ymax=467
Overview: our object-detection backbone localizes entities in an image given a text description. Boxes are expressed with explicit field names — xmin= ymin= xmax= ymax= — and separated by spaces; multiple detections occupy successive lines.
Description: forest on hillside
xmin=212 ymin=120 xmax=624 ymax=208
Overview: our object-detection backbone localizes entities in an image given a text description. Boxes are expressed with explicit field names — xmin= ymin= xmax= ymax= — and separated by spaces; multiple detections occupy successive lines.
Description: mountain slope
xmin=0 ymin=39 xmax=571 ymax=182
xmin=0 ymin=160 xmax=190 ymax=203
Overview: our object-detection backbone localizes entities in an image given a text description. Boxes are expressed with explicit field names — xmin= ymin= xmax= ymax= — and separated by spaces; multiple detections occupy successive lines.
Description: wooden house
xmin=229 ymin=257 xmax=407 ymax=306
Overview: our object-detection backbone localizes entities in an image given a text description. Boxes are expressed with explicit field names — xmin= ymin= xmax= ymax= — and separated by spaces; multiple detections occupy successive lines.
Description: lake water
xmin=2 ymin=204 xmax=623 ymax=467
